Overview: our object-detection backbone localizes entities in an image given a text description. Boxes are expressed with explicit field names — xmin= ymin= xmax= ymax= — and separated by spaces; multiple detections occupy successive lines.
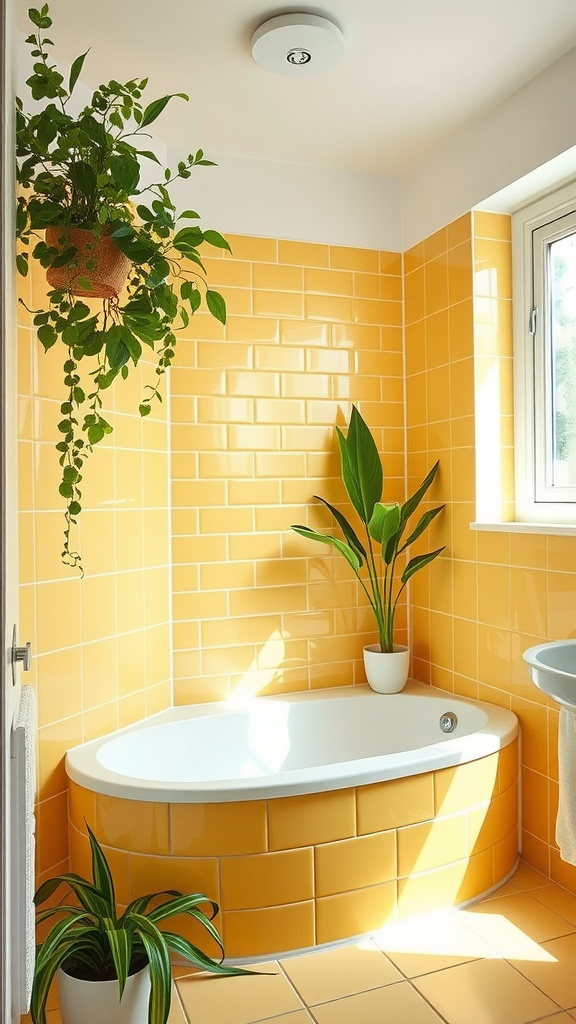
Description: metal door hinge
xmin=11 ymin=625 xmax=32 ymax=684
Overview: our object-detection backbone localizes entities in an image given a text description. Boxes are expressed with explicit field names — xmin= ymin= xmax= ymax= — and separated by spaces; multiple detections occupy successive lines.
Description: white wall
xmin=16 ymin=29 xmax=576 ymax=255
xmin=402 ymin=46 xmax=576 ymax=249
xmin=168 ymin=150 xmax=403 ymax=251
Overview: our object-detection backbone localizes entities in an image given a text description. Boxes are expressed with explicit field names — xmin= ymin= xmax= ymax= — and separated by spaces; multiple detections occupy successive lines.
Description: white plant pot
xmin=57 ymin=964 xmax=151 ymax=1024
xmin=363 ymin=643 xmax=410 ymax=693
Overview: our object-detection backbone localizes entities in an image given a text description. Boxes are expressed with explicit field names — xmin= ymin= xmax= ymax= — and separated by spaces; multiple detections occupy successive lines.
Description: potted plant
xmin=31 ymin=825 xmax=258 ymax=1024
xmin=17 ymin=4 xmax=231 ymax=573
xmin=291 ymin=406 xmax=445 ymax=692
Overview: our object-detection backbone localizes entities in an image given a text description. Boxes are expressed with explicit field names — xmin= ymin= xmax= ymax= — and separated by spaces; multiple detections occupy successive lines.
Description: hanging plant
xmin=16 ymin=4 xmax=230 ymax=573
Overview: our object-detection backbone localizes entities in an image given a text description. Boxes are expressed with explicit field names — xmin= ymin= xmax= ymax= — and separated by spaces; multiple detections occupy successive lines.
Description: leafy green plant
xmin=291 ymin=406 xmax=445 ymax=652
xmin=17 ymin=4 xmax=230 ymax=572
xmin=32 ymin=825 xmax=256 ymax=1024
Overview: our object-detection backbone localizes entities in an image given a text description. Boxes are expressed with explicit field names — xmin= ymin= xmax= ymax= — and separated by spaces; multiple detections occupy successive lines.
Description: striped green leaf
xmin=87 ymin=824 xmax=115 ymax=913
xmin=34 ymin=915 xmax=95 ymax=973
xmin=131 ymin=915 xmax=171 ymax=1024
xmin=146 ymin=892 xmax=218 ymax=924
xmin=163 ymin=932 xmax=259 ymax=975
xmin=32 ymin=939 xmax=80 ymax=1024
xmin=103 ymin=918 xmax=132 ymax=998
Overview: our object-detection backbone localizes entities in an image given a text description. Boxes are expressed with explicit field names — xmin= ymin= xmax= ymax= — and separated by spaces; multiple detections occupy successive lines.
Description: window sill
xmin=471 ymin=521 xmax=576 ymax=536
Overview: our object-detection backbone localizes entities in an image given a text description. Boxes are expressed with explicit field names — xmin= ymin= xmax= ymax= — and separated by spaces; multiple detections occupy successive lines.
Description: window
xmin=513 ymin=181 xmax=576 ymax=524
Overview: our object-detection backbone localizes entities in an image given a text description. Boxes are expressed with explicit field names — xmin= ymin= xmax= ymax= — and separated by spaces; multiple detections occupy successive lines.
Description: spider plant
xmin=31 ymin=825 xmax=256 ymax=1024
xmin=291 ymin=406 xmax=445 ymax=652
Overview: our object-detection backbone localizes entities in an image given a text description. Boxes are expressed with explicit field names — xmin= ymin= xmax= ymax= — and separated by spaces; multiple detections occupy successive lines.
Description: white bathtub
xmin=65 ymin=681 xmax=518 ymax=803
xmin=66 ymin=682 xmax=519 ymax=955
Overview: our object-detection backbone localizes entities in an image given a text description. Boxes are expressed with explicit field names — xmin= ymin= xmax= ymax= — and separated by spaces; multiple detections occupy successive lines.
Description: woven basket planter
xmin=45 ymin=225 xmax=130 ymax=299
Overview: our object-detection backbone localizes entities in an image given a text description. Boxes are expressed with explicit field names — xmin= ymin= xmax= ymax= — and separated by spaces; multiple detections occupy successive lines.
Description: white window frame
xmin=513 ymin=179 xmax=576 ymax=524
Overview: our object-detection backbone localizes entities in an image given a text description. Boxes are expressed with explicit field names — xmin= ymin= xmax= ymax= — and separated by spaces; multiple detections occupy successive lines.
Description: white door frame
xmin=1 ymin=0 xmax=20 ymax=1019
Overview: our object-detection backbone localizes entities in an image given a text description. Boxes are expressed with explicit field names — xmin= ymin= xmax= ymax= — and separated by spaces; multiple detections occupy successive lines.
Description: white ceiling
xmin=16 ymin=0 xmax=576 ymax=177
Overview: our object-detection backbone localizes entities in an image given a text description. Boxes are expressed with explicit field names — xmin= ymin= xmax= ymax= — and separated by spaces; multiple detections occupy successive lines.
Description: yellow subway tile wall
xmin=405 ymin=209 xmax=576 ymax=893
xmin=170 ymin=238 xmax=405 ymax=705
xmin=22 ymin=217 xmax=573 ymax=906
xmin=17 ymin=262 xmax=172 ymax=884
xmin=68 ymin=738 xmax=517 ymax=958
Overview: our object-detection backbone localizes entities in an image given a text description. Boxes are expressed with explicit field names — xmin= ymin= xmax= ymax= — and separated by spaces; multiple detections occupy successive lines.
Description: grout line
xmin=170 ymin=979 xmax=190 ymax=1024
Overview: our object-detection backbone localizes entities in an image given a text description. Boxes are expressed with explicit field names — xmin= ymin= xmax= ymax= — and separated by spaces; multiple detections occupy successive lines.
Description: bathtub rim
xmin=65 ymin=681 xmax=518 ymax=803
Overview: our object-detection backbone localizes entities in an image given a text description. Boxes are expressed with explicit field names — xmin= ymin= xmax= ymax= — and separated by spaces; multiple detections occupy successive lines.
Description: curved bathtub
xmin=66 ymin=682 xmax=519 ymax=959
xmin=66 ymin=681 xmax=516 ymax=802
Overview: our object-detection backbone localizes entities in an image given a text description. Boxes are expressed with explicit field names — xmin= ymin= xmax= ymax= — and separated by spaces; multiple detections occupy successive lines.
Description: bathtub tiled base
xmin=68 ymin=738 xmax=518 ymax=958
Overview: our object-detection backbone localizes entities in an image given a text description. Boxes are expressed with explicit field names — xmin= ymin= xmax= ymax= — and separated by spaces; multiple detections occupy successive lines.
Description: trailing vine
xmin=17 ymin=5 xmax=230 ymax=572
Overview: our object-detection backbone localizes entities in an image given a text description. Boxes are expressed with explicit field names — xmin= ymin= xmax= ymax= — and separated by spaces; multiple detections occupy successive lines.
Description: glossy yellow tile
xmin=129 ymin=853 xmax=219 ymax=904
xmin=398 ymin=813 xmax=469 ymax=877
xmin=397 ymin=860 xmax=470 ymax=919
xmin=469 ymin=782 xmax=518 ymax=854
xmin=474 ymin=238 xmax=512 ymax=300
xmin=315 ymin=830 xmax=397 ymax=897
xmin=95 ymin=795 xmax=169 ymax=853
xmin=316 ymin=881 xmax=396 ymax=945
xmin=223 ymin=901 xmax=316 ymax=959
xmin=37 ymin=794 xmax=69 ymax=875
xmin=405 ymin=267 xmax=425 ymax=324
xmin=37 ymin=644 xmax=83 ymax=728
xmin=38 ymin=715 xmax=83 ymax=801
xmin=434 ymin=754 xmax=499 ymax=817
xmin=268 ymin=790 xmax=356 ymax=851
xmin=474 ymin=210 xmax=512 ymax=242
xmin=357 ymin=775 xmax=434 ymax=835
xmin=170 ymin=800 xmax=267 ymax=857
xmin=221 ymin=848 xmax=314 ymax=910
xmin=425 ymin=254 xmax=448 ymax=316
xmin=226 ymin=234 xmax=277 ymax=263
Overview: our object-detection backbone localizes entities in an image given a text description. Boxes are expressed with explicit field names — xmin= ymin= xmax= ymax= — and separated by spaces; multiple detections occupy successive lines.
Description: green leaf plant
xmin=291 ymin=406 xmax=446 ymax=653
xmin=17 ymin=4 xmax=231 ymax=573
xmin=31 ymin=825 xmax=258 ymax=1024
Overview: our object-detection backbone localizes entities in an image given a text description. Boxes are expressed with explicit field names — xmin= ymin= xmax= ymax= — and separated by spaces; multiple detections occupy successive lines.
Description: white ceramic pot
xmin=57 ymin=963 xmax=151 ymax=1024
xmin=363 ymin=643 xmax=410 ymax=693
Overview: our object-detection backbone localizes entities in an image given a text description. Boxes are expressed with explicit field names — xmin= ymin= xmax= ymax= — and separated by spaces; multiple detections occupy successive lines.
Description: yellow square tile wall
xmin=17 ymin=266 xmax=172 ymax=885
xmin=170 ymin=237 xmax=405 ymax=704
xmin=405 ymin=209 xmax=576 ymax=892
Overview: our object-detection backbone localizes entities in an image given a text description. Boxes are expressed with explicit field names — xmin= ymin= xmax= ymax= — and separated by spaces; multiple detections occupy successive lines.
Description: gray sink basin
xmin=523 ymin=641 xmax=576 ymax=708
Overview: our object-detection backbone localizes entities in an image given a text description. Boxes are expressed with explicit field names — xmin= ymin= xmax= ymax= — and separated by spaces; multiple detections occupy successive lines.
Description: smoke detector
xmin=251 ymin=13 xmax=344 ymax=77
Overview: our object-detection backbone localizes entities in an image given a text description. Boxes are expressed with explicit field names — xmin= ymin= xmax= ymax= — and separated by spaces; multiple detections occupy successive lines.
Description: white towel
xmin=556 ymin=704 xmax=576 ymax=864
xmin=11 ymin=685 xmax=37 ymax=1011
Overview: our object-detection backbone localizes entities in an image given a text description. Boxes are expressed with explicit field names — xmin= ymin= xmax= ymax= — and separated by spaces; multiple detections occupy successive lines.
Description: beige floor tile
xmin=374 ymin=907 xmax=496 ymax=976
xmin=413 ymin=957 xmax=558 ymax=1024
xmin=508 ymin=931 xmax=576 ymax=1009
xmin=279 ymin=939 xmax=401 ymax=1004
xmin=481 ymin=879 xmax=521 ymax=900
xmin=460 ymin=892 xmax=574 ymax=954
xmin=311 ymin=980 xmax=444 ymax=1024
xmin=176 ymin=966 xmax=304 ymax=1024
xmin=531 ymin=884 xmax=576 ymax=926
xmin=509 ymin=861 xmax=550 ymax=892
xmin=255 ymin=1013 xmax=314 ymax=1024
xmin=541 ymin=1015 xmax=576 ymax=1023
xmin=168 ymin=982 xmax=189 ymax=1024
